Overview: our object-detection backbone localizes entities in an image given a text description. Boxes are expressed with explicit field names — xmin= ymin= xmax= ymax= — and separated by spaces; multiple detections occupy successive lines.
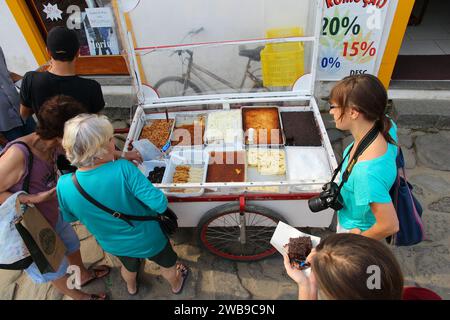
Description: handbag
xmin=71 ymin=173 xmax=178 ymax=236
xmin=0 ymin=141 xmax=66 ymax=272
xmin=388 ymin=148 xmax=425 ymax=246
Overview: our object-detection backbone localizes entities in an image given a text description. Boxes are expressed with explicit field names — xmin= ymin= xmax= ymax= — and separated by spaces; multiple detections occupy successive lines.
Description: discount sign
xmin=317 ymin=0 xmax=392 ymax=80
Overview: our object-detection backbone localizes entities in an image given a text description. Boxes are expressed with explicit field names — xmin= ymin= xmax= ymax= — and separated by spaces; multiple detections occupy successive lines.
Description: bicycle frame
xmin=182 ymin=51 xmax=261 ymax=93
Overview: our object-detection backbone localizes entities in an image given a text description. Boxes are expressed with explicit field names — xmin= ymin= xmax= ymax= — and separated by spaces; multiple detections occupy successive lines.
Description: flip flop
xmin=172 ymin=264 xmax=189 ymax=295
xmin=81 ymin=265 xmax=111 ymax=287
xmin=87 ymin=293 xmax=108 ymax=300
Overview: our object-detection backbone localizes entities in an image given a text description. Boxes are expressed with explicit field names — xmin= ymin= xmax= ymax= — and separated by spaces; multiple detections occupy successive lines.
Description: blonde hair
xmin=62 ymin=113 xmax=114 ymax=167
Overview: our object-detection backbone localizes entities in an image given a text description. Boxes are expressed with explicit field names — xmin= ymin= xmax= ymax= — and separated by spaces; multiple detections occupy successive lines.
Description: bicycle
xmin=153 ymin=28 xmax=268 ymax=97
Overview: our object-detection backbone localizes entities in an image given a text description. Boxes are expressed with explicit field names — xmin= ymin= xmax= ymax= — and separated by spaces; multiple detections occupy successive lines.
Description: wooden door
xmin=26 ymin=0 xmax=129 ymax=75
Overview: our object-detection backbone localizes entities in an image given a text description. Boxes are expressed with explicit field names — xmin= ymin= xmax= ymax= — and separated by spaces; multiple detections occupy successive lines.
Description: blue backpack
xmin=389 ymin=148 xmax=425 ymax=246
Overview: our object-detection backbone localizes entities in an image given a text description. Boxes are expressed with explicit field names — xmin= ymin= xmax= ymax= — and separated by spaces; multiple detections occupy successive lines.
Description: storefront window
xmin=28 ymin=0 xmax=122 ymax=57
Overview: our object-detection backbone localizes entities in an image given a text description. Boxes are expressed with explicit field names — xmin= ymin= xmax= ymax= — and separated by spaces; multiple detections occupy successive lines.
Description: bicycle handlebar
xmin=170 ymin=49 xmax=194 ymax=57
xmin=189 ymin=27 xmax=204 ymax=36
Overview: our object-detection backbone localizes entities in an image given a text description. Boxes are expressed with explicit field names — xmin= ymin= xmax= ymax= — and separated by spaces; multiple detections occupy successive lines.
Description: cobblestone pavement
xmin=1 ymin=124 xmax=449 ymax=300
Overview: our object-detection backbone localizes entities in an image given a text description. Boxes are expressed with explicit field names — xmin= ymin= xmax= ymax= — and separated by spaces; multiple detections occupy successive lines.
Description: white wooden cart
xmin=115 ymin=0 xmax=337 ymax=261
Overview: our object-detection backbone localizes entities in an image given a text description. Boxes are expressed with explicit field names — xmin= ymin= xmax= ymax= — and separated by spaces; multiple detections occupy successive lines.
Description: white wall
xmin=0 ymin=2 xmax=38 ymax=75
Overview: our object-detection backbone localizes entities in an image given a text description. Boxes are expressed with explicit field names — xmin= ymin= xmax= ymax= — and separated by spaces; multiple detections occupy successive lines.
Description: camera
xmin=308 ymin=182 xmax=344 ymax=213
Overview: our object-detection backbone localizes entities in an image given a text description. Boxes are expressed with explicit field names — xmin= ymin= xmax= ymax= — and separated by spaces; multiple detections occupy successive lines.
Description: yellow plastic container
xmin=261 ymin=27 xmax=305 ymax=87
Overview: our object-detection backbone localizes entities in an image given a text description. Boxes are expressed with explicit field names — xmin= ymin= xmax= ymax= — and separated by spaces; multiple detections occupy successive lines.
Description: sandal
xmin=81 ymin=265 xmax=111 ymax=287
xmin=172 ymin=264 xmax=189 ymax=295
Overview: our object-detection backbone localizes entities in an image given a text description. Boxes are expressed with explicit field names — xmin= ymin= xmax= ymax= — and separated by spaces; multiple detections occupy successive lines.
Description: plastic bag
xmin=0 ymin=191 xmax=30 ymax=265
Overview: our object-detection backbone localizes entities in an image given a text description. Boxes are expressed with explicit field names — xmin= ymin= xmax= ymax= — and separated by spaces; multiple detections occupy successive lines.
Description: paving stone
xmin=0 ymin=284 xmax=17 ymax=300
xmin=0 ymin=270 xmax=22 ymax=289
xmin=236 ymin=257 xmax=297 ymax=300
xmin=402 ymin=147 xmax=417 ymax=169
xmin=411 ymin=131 xmax=426 ymax=138
xmin=415 ymin=133 xmax=450 ymax=171
xmin=326 ymin=128 xmax=345 ymax=143
xmin=14 ymin=274 xmax=54 ymax=300
xmin=111 ymin=120 xmax=129 ymax=130
xmin=393 ymin=99 xmax=450 ymax=129
xmin=409 ymin=174 xmax=450 ymax=197
xmin=421 ymin=211 xmax=450 ymax=243
xmin=398 ymin=134 xmax=414 ymax=149
xmin=397 ymin=128 xmax=411 ymax=136
xmin=332 ymin=141 xmax=343 ymax=164
xmin=71 ymin=223 xmax=92 ymax=241
xmin=196 ymin=253 xmax=251 ymax=299
xmin=428 ymin=197 xmax=450 ymax=213
xmin=342 ymin=135 xmax=353 ymax=150
xmin=80 ymin=237 xmax=105 ymax=267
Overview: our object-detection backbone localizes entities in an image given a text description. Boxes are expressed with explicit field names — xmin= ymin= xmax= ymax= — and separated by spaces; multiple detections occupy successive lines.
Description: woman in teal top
xmin=328 ymin=74 xmax=399 ymax=240
xmin=57 ymin=114 xmax=189 ymax=296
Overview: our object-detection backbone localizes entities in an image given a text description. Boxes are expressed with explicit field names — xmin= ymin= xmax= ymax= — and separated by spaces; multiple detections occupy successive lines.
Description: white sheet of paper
xmin=270 ymin=221 xmax=321 ymax=276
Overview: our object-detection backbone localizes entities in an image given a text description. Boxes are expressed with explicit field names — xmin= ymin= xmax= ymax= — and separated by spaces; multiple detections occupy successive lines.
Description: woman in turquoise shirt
xmin=328 ymin=74 xmax=399 ymax=240
xmin=57 ymin=114 xmax=189 ymax=296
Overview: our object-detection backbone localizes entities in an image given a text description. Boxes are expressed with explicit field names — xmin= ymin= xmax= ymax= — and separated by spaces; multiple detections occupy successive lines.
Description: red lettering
xmin=377 ymin=0 xmax=388 ymax=9
xmin=325 ymin=0 xmax=386 ymax=9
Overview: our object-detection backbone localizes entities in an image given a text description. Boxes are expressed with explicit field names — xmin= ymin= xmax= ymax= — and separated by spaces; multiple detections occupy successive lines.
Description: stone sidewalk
xmin=1 ymin=124 xmax=449 ymax=300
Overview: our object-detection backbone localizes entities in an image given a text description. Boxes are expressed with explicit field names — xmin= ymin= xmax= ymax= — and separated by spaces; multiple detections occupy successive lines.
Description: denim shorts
xmin=25 ymin=214 xmax=80 ymax=283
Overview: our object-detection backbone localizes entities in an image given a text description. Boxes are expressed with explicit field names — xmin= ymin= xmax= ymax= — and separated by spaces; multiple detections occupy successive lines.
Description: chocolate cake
xmin=206 ymin=151 xmax=245 ymax=182
xmin=287 ymin=236 xmax=312 ymax=269
xmin=147 ymin=167 xmax=165 ymax=184
xmin=281 ymin=112 xmax=322 ymax=146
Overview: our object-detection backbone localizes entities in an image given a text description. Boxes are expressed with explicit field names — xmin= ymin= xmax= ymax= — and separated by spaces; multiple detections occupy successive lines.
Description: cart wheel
xmin=197 ymin=203 xmax=287 ymax=261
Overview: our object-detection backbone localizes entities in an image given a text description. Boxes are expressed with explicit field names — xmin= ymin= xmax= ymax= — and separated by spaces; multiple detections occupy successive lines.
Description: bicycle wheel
xmin=197 ymin=203 xmax=287 ymax=261
xmin=154 ymin=76 xmax=202 ymax=97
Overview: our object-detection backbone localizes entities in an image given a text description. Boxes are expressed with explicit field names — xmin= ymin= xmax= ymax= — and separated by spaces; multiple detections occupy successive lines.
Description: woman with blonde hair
xmin=57 ymin=114 xmax=189 ymax=296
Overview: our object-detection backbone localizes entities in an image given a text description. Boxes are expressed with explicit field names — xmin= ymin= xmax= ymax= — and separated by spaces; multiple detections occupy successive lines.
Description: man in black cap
xmin=20 ymin=26 xmax=142 ymax=168
xmin=20 ymin=26 xmax=105 ymax=120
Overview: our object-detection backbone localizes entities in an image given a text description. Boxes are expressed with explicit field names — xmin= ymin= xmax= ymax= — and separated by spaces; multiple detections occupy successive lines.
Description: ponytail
xmin=377 ymin=114 xmax=396 ymax=145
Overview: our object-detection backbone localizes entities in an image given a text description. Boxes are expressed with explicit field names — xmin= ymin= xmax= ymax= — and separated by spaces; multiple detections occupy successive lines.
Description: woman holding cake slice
xmin=283 ymin=233 xmax=441 ymax=300
xmin=327 ymin=74 xmax=399 ymax=240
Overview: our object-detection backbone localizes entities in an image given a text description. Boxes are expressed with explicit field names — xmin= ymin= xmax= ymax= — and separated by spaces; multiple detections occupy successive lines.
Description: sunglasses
xmin=327 ymin=102 xmax=339 ymax=110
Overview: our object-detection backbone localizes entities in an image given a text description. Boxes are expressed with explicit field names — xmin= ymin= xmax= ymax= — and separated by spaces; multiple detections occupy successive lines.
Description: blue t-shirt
xmin=338 ymin=121 xmax=398 ymax=231
xmin=57 ymin=159 xmax=168 ymax=258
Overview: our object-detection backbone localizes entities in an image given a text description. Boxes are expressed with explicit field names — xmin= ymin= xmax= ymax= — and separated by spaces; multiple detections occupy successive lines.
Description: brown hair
xmin=311 ymin=233 xmax=404 ymax=300
xmin=36 ymin=95 xmax=87 ymax=139
xmin=329 ymin=74 xmax=395 ymax=145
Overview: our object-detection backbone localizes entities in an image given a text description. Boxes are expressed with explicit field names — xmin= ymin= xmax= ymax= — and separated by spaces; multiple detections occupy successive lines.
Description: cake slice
xmin=287 ymin=236 xmax=312 ymax=269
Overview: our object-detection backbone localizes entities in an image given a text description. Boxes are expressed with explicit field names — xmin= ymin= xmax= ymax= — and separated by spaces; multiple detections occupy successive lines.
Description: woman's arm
xmin=0 ymin=147 xmax=25 ymax=203
xmin=0 ymin=147 xmax=57 ymax=205
xmin=122 ymin=160 xmax=168 ymax=214
xmin=358 ymin=202 xmax=399 ymax=240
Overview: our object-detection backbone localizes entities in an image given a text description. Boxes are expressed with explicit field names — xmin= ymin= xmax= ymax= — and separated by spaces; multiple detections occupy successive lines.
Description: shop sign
xmin=317 ymin=0 xmax=392 ymax=80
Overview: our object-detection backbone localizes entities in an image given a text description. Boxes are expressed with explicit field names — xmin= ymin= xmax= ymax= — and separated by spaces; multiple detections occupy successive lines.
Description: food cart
xmin=114 ymin=0 xmax=337 ymax=261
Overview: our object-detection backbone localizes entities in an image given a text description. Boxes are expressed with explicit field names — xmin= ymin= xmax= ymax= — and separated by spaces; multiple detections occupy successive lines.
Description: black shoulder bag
xmin=71 ymin=173 xmax=178 ymax=236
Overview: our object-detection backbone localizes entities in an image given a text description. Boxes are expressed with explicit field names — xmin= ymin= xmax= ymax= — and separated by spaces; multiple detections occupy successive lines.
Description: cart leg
xmin=239 ymin=213 xmax=246 ymax=245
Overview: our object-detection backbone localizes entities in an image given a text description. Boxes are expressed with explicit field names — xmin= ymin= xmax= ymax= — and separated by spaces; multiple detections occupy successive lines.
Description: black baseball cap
xmin=46 ymin=26 xmax=80 ymax=61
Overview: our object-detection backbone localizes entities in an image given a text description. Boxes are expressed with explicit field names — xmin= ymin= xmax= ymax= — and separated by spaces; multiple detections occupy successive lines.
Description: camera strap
xmin=331 ymin=125 xmax=380 ymax=195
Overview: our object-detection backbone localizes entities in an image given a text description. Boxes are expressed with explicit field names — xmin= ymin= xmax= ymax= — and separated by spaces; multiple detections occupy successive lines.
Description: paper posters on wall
xmin=317 ymin=0 xmax=392 ymax=80
xmin=84 ymin=7 xmax=120 ymax=56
